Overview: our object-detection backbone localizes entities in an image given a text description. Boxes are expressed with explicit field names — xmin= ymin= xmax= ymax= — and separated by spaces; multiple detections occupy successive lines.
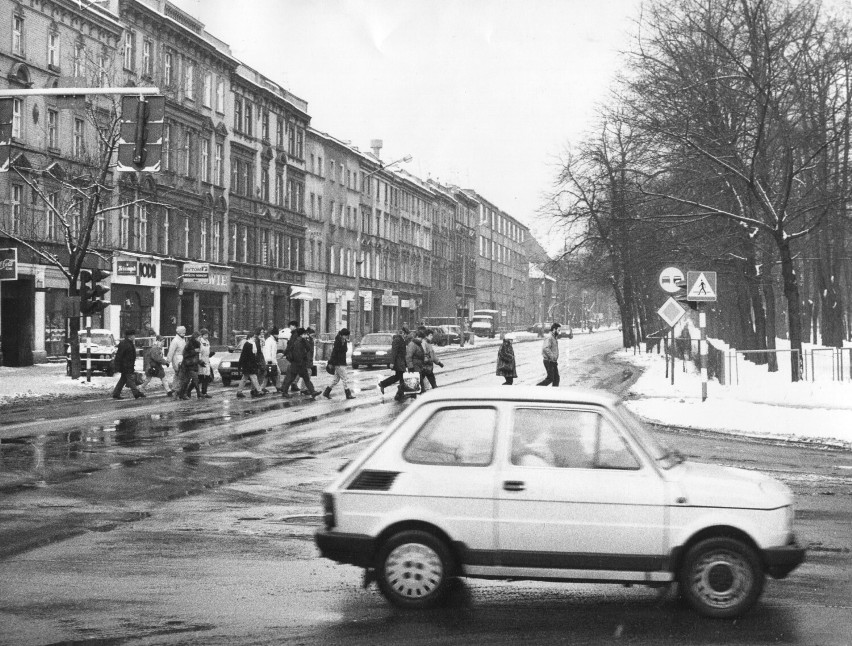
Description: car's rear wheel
xmin=222 ymin=377 xmax=231 ymax=387
xmin=352 ymin=363 xmax=359 ymax=370
xmin=678 ymin=537 xmax=764 ymax=618
xmin=376 ymin=530 xmax=454 ymax=609
xmin=104 ymin=365 xmax=114 ymax=377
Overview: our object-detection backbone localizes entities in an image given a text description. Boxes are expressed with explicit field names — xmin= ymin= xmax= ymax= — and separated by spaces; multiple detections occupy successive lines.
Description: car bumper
xmin=762 ymin=538 xmax=806 ymax=578
xmin=351 ymin=356 xmax=389 ymax=365
xmin=315 ymin=530 xmax=375 ymax=567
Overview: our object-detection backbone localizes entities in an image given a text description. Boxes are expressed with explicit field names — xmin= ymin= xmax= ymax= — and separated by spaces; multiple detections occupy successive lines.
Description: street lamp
xmin=353 ymin=154 xmax=412 ymax=339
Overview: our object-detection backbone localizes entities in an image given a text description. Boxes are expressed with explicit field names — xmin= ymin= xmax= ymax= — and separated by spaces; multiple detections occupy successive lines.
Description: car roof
xmin=411 ymin=385 xmax=621 ymax=407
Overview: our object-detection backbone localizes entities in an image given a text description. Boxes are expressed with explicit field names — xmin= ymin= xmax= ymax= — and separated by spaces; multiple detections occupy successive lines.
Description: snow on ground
xmin=619 ymin=347 xmax=852 ymax=449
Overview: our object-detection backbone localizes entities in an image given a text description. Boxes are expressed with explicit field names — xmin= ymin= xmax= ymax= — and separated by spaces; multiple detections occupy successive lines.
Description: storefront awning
xmin=290 ymin=286 xmax=313 ymax=301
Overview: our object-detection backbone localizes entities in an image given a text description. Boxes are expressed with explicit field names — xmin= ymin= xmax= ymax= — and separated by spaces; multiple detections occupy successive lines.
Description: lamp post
xmin=353 ymin=154 xmax=412 ymax=339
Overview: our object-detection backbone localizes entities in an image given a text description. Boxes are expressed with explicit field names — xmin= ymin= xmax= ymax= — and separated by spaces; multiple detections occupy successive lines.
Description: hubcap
xmin=385 ymin=542 xmax=443 ymax=599
xmin=690 ymin=549 xmax=752 ymax=609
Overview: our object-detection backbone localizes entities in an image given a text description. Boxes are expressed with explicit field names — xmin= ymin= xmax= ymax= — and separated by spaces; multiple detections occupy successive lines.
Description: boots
xmin=344 ymin=388 xmax=355 ymax=400
xmin=322 ymin=387 xmax=332 ymax=400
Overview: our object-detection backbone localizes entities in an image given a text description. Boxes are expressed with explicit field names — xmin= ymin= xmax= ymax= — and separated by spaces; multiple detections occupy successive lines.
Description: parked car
xmin=65 ymin=329 xmax=117 ymax=375
xmin=430 ymin=325 xmax=462 ymax=346
xmin=351 ymin=332 xmax=394 ymax=369
xmin=216 ymin=349 xmax=243 ymax=386
xmin=315 ymin=386 xmax=805 ymax=617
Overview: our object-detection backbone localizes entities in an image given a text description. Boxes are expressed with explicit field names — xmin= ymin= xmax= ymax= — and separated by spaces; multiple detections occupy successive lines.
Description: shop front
xmin=109 ymin=254 xmax=161 ymax=339
xmin=179 ymin=263 xmax=231 ymax=346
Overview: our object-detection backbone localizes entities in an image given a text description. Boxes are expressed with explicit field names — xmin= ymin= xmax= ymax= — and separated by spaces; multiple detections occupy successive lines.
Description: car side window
xmin=403 ymin=407 xmax=496 ymax=466
xmin=511 ymin=408 xmax=639 ymax=470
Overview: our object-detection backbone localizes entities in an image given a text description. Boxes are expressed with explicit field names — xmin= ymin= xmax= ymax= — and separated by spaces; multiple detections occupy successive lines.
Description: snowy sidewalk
xmin=619 ymin=349 xmax=852 ymax=449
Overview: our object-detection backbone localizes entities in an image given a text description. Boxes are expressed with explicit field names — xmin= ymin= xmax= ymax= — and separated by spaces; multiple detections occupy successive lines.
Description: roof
xmin=412 ymin=386 xmax=621 ymax=407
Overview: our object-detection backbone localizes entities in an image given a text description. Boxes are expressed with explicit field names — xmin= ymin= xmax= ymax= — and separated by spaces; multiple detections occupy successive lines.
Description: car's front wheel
xmin=376 ymin=530 xmax=454 ymax=609
xmin=678 ymin=537 xmax=764 ymax=618
xmin=352 ymin=363 xmax=359 ymax=370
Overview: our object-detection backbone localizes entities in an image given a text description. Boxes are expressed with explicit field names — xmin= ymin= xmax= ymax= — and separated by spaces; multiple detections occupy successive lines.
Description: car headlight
xmin=220 ymin=361 xmax=231 ymax=368
xmin=353 ymin=350 xmax=362 ymax=356
xmin=375 ymin=350 xmax=387 ymax=356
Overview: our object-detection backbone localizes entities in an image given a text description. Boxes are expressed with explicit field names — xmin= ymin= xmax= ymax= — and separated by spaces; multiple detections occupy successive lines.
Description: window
xmin=45 ymin=192 xmax=57 ymax=240
xmin=137 ymin=204 xmax=148 ymax=252
xmin=244 ymin=102 xmax=252 ymax=136
xmin=119 ymin=205 xmax=130 ymax=248
xmin=11 ymin=185 xmax=23 ymax=234
xmin=74 ymin=118 xmax=84 ymax=157
xmin=74 ymin=42 xmax=84 ymax=77
xmin=215 ymin=77 xmax=225 ymax=113
xmin=184 ymin=59 xmax=195 ymax=99
xmin=289 ymin=122 xmax=296 ymax=156
xmin=214 ymin=142 xmax=223 ymax=185
xmin=404 ymin=407 xmax=496 ymax=465
xmin=142 ymin=40 xmax=152 ymax=76
xmin=200 ymin=219 xmax=208 ymax=260
xmin=164 ymin=51 xmax=173 ymax=86
xmin=48 ymin=31 xmax=59 ymax=68
xmin=163 ymin=208 xmax=170 ymax=254
xmin=213 ymin=221 xmax=221 ymax=262
xmin=276 ymin=116 xmax=284 ymax=147
xmin=262 ymin=111 xmax=269 ymax=141
xmin=241 ymin=225 xmax=248 ymax=262
xmin=12 ymin=15 xmax=24 ymax=56
xmin=98 ymin=53 xmax=107 ymax=86
xmin=123 ymin=30 xmax=134 ymax=70
xmin=12 ymin=99 xmax=22 ymax=138
xmin=182 ymin=129 xmax=191 ymax=176
xmin=296 ymin=127 xmax=304 ymax=158
xmin=200 ymin=138 xmax=210 ymax=182
xmin=510 ymin=408 xmax=639 ymax=470
xmin=47 ymin=109 xmax=59 ymax=149
xmin=229 ymin=222 xmax=237 ymax=261
xmin=261 ymin=168 xmax=269 ymax=202
xmin=234 ymin=97 xmax=242 ymax=132
xmin=275 ymin=172 xmax=283 ymax=206
xmin=203 ymin=72 xmax=212 ymax=107
xmin=94 ymin=208 xmax=106 ymax=245
xmin=260 ymin=229 xmax=269 ymax=264
xmin=184 ymin=216 xmax=190 ymax=257
xmin=162 ymin=122 xmax=171 ymax=170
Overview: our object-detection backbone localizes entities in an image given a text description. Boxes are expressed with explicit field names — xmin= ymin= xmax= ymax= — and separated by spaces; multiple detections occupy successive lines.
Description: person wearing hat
xmin=197 ymin=328 xmax=214 ymax=398
xmin=166 ymin=325 xmax=187 ymax=387
xmin=112 ymin=329 xmax=145 ymax=400
xmin=141 ymin=333 xmax=174 ymax=396
xmin=537 ymin=322 xmax=562 ymax=387
xmin=323 ymin=327 xmax=355 ymax=400
xmin=279 ymin=327 xmax=320 ymax=399
xmin=378 ymin=326 xmax=411 ymax=402
xmin=235 ymin=328 xmax=265 ymax=398
xmin=263 ymin=327 xmax=280 ymax=388
xmin=300 ymin=327 xmax=317 ymax=393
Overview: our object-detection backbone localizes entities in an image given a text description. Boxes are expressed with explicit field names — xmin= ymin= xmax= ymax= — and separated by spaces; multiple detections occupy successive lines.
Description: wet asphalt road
xmin=1 ymin=330 xmax=850 ymax=645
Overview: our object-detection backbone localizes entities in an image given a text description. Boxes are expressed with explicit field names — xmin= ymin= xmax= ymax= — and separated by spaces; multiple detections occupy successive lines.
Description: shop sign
xmin=181 ymin=266 xmax=230 ymax=293
xmin=401 ymin=299 xmax=411 ymax=309
xmin=113 ymin=255 xmax=161 ymax=287
xmin=0 ymin=248 xmax=17 ymax=281
xmin=116 ymin=260 xmax=138 ymax=276
xmin=381 ymin=294 xmax=398 ymax=307
xmin=183 ymin=263 xmax=210 ymax=279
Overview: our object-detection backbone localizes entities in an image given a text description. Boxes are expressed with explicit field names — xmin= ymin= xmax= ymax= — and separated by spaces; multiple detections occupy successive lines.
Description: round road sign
xmin=659 ymin=266 xmax=684 ymax=293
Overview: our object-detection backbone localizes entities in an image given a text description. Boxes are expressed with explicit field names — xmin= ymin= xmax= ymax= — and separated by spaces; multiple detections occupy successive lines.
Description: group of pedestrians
xmin=495 ymin=321 xmax=570 ymax=386
xmin=378 ymin=326 xmax=445 ymax=401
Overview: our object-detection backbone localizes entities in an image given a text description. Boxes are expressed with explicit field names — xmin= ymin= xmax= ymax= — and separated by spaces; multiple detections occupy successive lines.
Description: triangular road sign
xmin=686 ymin=271 xmax=717 ymax=301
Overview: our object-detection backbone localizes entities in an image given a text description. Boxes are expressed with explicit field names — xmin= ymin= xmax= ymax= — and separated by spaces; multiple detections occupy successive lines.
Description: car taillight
xmin=322 ymin=492 xmax=336 ymax=530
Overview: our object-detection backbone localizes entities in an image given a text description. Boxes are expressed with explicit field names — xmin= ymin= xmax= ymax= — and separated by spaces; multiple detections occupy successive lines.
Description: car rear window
xmin=404 ymin=407 xmax=496 ymax=466
xmin=362 ymin=334 xmax=392 ymax=345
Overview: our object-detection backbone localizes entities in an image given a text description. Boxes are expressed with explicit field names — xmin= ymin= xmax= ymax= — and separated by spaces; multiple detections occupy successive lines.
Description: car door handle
xmin=503 ymin=480 xmax=525 ymax=491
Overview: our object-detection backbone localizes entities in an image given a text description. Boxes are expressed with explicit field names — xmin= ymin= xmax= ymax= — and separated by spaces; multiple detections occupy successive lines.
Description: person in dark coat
xmin=178 ymin=331 xmax=202 ymax=400
xmin=112 ymin=329 xmax=145 ymax=400
xmin=378 ymin=327 xmax=410 ymax=402
xmin=235 ymin=328 xmax=265 ymax=398
xmin=279 ymin=328 xmax=320 ymax=399
xmin=496 ymin=336 xmax=518 ymax=385
xmin=323 ymin=327 xmax=355 ymax=400
xmin=300 ymin=327 xmax=317 ymax=394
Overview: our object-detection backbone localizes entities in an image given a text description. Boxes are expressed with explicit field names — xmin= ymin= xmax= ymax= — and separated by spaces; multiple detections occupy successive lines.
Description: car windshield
xmin=362 ymin=334 xmax=392 ymax=346
xmin=613 ymin=403 xmax=683 ymax=469
xmin=89 ymin=334 xmax=115 ymax=346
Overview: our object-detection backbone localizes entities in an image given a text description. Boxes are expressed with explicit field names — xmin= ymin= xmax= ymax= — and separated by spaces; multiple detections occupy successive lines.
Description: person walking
xmin=235 ymin=329 xmax=265 ymax=398
xmin=378 ymin=327 xmax=410 ymax=402
xmin=263 ymin=328 xmax=279 ymax=389
xmin=323 ymin=327 xmax=355 ymax=400
xmin=301 ymin=327 xmax=317 ymax=394
xmin=198 ymin=329 xmax=213 ymax=398
xmin=166 ymin=325 xmax=187 ymax=391
xmin=178 ymin=331 xmax=202 ymax=399
xmin=420 ymin=329 xmax=444 ymax=391
xmin=496 ymin=336 xmax=517 ymax=385
xmin=141 ymin=334 xmax=173 ymax=395
xmin=537 ymin=322 xmax=561 ymax=387
xmin=279 ymin=328 xmax=321 ymax=399
xmin=112 ymin=329 xmax=145 ymax=400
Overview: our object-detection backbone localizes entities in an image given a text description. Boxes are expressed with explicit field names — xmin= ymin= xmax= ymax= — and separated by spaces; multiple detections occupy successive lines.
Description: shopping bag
xmin=311 ymin=365 xmax=318 ymax=377
xmin=401 ymin=372 xmax=421 ymax=395
xmin=325 ymin=363 xmax=336 ymax=375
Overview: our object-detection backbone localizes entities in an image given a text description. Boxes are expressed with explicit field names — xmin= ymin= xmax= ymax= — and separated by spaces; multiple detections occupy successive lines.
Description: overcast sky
xmin=171 ymin=0 xmax=642 ymax=239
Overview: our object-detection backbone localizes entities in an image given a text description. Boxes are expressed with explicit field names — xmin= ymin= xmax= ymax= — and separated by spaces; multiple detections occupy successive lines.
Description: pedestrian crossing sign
xmin=686 ymin=271 xmax=717 ymax=301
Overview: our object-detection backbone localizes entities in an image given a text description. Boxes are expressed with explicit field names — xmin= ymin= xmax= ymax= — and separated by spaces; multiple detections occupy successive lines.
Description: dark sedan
xmin=216 ymin=351 xmax=243 ymax=386
xmin=351 ymin=333 xmax=394 ymax=369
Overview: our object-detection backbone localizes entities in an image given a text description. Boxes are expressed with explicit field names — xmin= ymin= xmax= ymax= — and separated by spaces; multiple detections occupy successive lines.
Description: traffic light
xmin=79 ymin=268 xmax=111 ymax=317
xmin=0 ymin=97 xmax=13 ymax=173
xmin=117 ymin=95 xmax=165 ymax=172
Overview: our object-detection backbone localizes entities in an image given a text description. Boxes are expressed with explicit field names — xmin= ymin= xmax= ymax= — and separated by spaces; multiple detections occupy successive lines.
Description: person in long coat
xmin=377 ymin=327 xmax=410 ymax=402
xmin=198 ymin=329 xmax=213 ymax=398
xmin=178 ymin=331 xmax=202 ymax=400
xmin=235 ymin=329 xmax=265 ymax=398
xmin=496 ymin=336 xmax=518 ymax=385
xmin=279 ymin=328 xmax=320 ymax=399
xmin=420 ymin=329 xmax=444 ymax=391
xmin=141 ymin=334 xmax=173 ymax=395
xmin=112 ymin=329 xmax=145 ymax=400
xmin=323 ymin=327 xmax=355 ymax=400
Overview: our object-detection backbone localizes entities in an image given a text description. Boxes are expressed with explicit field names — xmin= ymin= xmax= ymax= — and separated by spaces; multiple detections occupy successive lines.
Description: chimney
xmin=370 ymin=139 xmax=383 ymax=160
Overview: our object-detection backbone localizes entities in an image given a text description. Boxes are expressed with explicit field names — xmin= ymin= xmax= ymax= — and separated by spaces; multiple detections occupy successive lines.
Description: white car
xmin=315 ymin=387 xmax=805 ymax=618
xmin=65 ymin=328 xmax=117 ymax=375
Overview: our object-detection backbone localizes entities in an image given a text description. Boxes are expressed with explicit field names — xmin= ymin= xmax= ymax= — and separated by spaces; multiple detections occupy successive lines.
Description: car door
xmin=496 ymin=404 xmax=667 ymax=574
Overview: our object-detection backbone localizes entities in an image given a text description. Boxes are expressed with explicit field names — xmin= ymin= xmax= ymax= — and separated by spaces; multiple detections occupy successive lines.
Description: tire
xmin=678 ymin=537 xmax=764 ymax=619
xmin=222 ymin=377 xmax=231 ymax=387
xmin=352 ymin=363 xmax=359 ymax=370
xmin=376 ymin=530 xmax=454 ymax=609
xmin=66 ymin=361 xmax=71 ymax=376
xmin=104 ymin=365 xmax=114 ymax=377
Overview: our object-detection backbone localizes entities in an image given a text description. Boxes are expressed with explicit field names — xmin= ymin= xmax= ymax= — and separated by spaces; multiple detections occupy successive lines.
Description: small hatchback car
xmin=315 ymin=387 xmax=805 ymax=618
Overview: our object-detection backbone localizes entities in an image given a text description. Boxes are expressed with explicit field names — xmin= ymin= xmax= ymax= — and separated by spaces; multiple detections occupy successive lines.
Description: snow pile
xmin=618 ymin=348 xmax=852 ymax=449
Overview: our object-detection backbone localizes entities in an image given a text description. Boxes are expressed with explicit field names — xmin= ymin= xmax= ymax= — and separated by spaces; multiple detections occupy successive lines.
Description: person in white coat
xmin=166 ymin=325 xmax=187 ymax=377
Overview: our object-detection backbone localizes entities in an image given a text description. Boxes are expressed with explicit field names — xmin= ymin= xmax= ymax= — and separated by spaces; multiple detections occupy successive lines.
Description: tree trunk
xmin=778 ymin=237 xmax=803 ymax=381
